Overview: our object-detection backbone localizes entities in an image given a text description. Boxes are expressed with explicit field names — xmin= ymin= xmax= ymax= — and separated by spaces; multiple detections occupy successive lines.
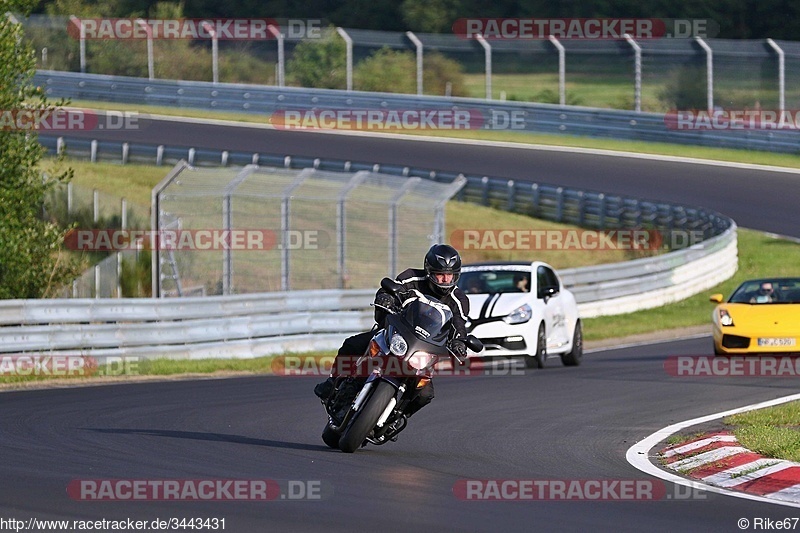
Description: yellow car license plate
xmin=757 ymin=337 xmax=796 ymax=347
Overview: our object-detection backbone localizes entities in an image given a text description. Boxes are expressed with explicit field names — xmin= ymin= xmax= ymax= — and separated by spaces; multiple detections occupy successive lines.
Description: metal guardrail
xmin=33 ymin=70 xmax=800 ymax=153
xmin=0 ymin=225 xmax=735 ymax=357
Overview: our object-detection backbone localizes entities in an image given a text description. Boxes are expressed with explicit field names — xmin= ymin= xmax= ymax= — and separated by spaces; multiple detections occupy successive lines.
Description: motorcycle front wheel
xmin=338 ymin=381 xmax=396 ymax=453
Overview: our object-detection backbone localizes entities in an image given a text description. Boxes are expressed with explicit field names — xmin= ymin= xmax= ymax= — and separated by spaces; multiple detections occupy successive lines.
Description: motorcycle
xmin=321 ymin=278 xmax=483 ymax=453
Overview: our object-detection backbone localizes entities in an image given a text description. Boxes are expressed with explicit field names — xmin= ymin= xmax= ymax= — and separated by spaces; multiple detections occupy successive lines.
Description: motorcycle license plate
xmin=757 ymin=337 xmax=796 ymax=347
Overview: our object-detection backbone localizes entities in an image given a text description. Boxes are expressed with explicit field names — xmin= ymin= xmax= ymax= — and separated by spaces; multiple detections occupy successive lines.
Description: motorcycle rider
xmin=314 ymin=244 xmax=470 ymax=416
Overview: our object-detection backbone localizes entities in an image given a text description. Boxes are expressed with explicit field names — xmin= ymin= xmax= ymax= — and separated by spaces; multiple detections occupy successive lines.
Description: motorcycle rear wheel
xmin=338 ymin=381 xmax=396 ymax=453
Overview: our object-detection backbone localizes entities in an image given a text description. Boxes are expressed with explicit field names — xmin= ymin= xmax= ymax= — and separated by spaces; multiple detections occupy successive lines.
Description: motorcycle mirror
xmin=380 ymin=277 xmax=404 ymax=294
xmin=466 ymin=335 xmax=483 ymax=353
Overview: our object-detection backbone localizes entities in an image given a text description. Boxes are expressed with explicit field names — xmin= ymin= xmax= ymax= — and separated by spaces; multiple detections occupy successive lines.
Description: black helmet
xmin=424 ymin=244 xmax=461 ymax=296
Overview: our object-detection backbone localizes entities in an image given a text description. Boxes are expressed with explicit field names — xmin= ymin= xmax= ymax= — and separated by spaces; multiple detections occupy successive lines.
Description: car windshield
xmin=458 ymin=270 xmax=530 ymax=294
xmin=728 ymin=278 xmax=800 ymax=304
xmin=401 ymin=296 xmax=453 ymax=342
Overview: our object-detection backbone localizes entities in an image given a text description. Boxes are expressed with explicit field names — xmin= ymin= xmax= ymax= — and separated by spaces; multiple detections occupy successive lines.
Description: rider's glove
xmin=374 ymin=292 xmax=396 ymax=311
xmin=450 ymin=339 xmax=468 ymax=363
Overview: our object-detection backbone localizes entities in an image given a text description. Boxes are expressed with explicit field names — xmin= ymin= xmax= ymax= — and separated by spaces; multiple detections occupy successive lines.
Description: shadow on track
xmin=82 ymin=428 xmax=331 ymax=452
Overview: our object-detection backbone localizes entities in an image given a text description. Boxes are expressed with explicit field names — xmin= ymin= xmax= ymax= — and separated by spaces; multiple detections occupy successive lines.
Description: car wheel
xmin=525 ymin=323 xmax=546 ymax=369
xmin=560 ymin=320 xmax=583 ymax=367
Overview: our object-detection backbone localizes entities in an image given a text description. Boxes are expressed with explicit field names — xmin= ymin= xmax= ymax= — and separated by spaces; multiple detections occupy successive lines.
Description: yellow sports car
xmin=710 ymin=278 xmax=800 ymax=355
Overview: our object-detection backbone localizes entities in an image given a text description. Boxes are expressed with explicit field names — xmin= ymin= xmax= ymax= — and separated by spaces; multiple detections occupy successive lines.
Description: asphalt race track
xmin=60 ymin=115 xmax=800 ymax=237
xmin=1 ymin=340 xmax=798 ymax=532
xmin=8 ymin=121 xmax=798 ymax=531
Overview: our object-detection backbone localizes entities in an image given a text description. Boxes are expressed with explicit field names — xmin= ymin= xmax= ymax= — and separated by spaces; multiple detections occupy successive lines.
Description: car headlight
xmin=504 ymin=303 xmax=532 ymax=324
xmin=719 ymin=309 xmax=734 ymax=327
xmin=406 ymin=351 xmax=435 ymax=371
xmin=390 ymin=333 xmax=408 ymax=356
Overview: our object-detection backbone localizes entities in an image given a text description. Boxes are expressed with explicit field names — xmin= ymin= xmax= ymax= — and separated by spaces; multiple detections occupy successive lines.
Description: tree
xmin=0 ymin=0 xmax=80 ymax=298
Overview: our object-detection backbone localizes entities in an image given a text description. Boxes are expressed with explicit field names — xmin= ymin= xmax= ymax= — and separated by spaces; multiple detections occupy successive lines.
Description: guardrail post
xmin=530 ymin=183 xmax=540 ymax=217
xmin=90 ymin=139 xmax=97 ymax=162
xmin=156 ymin=145 xmax=164 ymax=165
xmin=481 ymin=176 xmax=489 ymax=206
xmin=506 ymin=180 xmax=515 ymax=212
xmin=122 ymin=142 xmax=129 ymax=164
xmin=188 ymin=148 xmax=195 ymax=165
xmin=336 ymin=27 xmax=353 ymax=91
xmin=267 ymin=24 xmax=285 ymax=87
xmin=598 ymin=193 xmax=606 ymax=228
xmin=556 ymin=187 xmax=564 ymax=222
xmin=57 ymin=136 xmax=64 ymax=155
xmin=623 ymin=34 xmax=642 ymax=113
xmin=475 ymin=34 xmax=492 ymax=100
xmin=221 ymin=150 xmax=229 ymax=166
xmin=548 ymin=36 xmax=566 ymax=106
xmin=67 ymin=182 xmax=73 ymax=215
xmin=695 ymin=37 xmax=713 ymax=111
xmin=93 ymin=189 xmax=99 ymax=223
xmin=406 ymin=31 xmax=423 ymax=95
xmin=577 ymin=191 xmax=585 ymax=225
xmin=121 ymin=198 xmax=127 ymax=230
xmin=766 ymin=38 xmax=785 ymax=112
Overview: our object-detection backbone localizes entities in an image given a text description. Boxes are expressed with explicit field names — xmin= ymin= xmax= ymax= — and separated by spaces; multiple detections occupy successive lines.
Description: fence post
xmin=267 ymin=24 xmax=285 ymax=87
xmin=695 ymin=37 xmax=713 ymax=111
xmin=69 ymin=16 xmax=86 ymax=74
xmin=624 ymin=34 xmax=642 ymax=113
xmin=93 ymin=189 xmax=99 ymax=223
xmin=135 ymin=19 xmax=154 ymax=80
xmin=766 ymin=38 xmax=785 ymax=112
xmin=202 ymin=22 xmax=219 ymax=83
xmin=548 ymin=36 xmax=566 ymax=106
xmin=475 ymin=34 xmax=492 ymax=100
xmin=406 ymin=31 xmax=423 ymax=95
xmin=67 ymin=181 xmax=73 ymax=216
xmin=336 ymin=27 xmax=353 ymax=91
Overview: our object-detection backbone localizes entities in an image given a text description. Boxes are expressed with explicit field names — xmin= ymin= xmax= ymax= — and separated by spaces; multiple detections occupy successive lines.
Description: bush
xmin=423 ymin=52 xmax=467 ymax=97
xmin=287 ymin=29 xmax=347 ymax=89
xmin=354 ymin=47 xmax=416 ymax=93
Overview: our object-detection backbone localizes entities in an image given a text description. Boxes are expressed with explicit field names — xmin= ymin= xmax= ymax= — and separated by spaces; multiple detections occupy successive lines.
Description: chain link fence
xmin=153 ymin=163 xmax=465 ymax=297
xmin=43 ymin=182 xmax=150 ymax=298
xmin=16 ymin=14 xmax=800 ymax=112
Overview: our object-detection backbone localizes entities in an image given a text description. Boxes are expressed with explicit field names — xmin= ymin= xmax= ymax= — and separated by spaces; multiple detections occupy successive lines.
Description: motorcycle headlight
xmin=407 ymin=351 xmax=435 ymax=371
xmin=503 ymin=303 xmax=532 ymax=325
xmin=390 ymin=333 xmax=408 ymax=356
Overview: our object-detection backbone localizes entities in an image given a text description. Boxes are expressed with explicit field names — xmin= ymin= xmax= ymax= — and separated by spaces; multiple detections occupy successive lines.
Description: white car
xmin=457 ymin=262 xmax=583 ymax=368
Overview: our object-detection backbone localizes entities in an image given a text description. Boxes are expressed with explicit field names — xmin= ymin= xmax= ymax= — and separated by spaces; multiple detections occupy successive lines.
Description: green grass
xmin=724 ymin=402 xmax=800 ymax=462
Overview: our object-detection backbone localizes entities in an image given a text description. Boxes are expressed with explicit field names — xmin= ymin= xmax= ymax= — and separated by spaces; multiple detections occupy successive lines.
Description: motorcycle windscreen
xmin=401 ymin=298 xmax=453 ymax=345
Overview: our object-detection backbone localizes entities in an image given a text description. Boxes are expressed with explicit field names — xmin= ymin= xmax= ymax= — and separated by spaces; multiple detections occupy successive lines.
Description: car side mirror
xmin=709 ymin=293 xmax=724 ymax=303
xmin=380 ymin=277 xmax=404 ymax=294
xmin=466 ymin=335 xmax=483 ymax=353
xmin=538 ymin=286 xmax=558 ymax=299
